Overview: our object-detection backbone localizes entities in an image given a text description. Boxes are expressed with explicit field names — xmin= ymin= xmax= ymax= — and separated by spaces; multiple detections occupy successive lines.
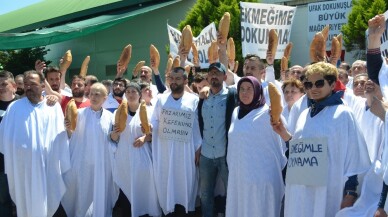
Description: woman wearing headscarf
xmin=272 ymin=62 xmax=370 ymax=217
xmin=226 ymin=76 xmax=287 ymax=217
xmin=110 ymin=82 xmax=161 ymax=217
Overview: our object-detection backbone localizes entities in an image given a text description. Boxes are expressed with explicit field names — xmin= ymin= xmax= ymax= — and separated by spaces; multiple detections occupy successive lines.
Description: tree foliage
xmin=178 ymin=0 xmax=258 ymax=73
xmin=342 ymin=0 xmax=387 ymax=58
xmin=0 ymin=47 xmax=51 ymax=75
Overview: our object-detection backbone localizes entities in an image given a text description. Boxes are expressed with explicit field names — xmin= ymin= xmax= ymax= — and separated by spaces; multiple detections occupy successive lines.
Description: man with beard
xmin=14 ymin=74 xmax=24 ymax=97
xmin=60 ymin=75 xmax=91 ymax=113
xmin=151 ymin=67 xmax=202 ymax=216
xmin=0 ymin=70 xmax=70 ymax=217
xmin=102 ymin=77 xmax=127 ymax=113
xmin=197 ymin=62 xmax=237 ymax=217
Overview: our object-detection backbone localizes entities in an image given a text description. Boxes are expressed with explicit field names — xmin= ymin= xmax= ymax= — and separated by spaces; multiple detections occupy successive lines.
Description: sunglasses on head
xmin=303 ymin=79 xmax=325 ymax=90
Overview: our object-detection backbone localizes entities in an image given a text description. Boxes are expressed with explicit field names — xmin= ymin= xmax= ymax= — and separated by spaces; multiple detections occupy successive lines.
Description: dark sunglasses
xmin=303 ymin=79 xmax=325 ymax=90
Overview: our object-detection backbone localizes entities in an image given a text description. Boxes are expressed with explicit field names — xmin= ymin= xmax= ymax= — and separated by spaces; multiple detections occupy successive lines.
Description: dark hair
xmin=45 ymin=66 xmax=61 ymax=78
xmin=72 ymin=75 xmax=86 ymax=83
xmin=101 ymin=79 xmax=113 ymax=87
xmin=139 ymin=81 xmax=150 ymax=91
xmin=113 ymin=77 xmax=127 ymax=88
xmin=244 ymin=54 xmax=264 ymax=70
xmin=172 ymin=67 xmax=188 ymax=80
xmin=0 ymin=70 xmax=14 ymax=81
xmin=85 ymin=75 xmax=99 ymax=85
xmin=24 ymin=70 xmax=45 ymax=84
xmin=282 ymin=78 xmax=305 ymax=94
xmin=193 ymin=72 xmax=207 ymax=83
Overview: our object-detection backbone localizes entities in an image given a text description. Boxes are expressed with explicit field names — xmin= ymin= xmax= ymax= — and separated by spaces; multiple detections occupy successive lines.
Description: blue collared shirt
xmin=201 ymin=87 xmax=228 ymax=159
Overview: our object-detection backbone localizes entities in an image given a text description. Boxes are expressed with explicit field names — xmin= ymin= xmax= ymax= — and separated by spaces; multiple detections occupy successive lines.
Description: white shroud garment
xmin=0 ymin=98 xmax=70 ymax=217
xmin=226 ymin=105 xmax=286 ymax=217
xmin=61 ymin=107 xmax=119 ymax=217
xmin=151 ymin=93 xmax=202 ymax=214
xmin=286 ymin=104 xmax=371 ymax=217
xmin=113 ymin=105 xmax=161 ymax=217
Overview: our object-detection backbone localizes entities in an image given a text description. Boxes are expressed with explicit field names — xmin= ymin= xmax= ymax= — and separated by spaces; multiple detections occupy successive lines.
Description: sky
xmin=0 ymin=0 xmax=42 ymax=15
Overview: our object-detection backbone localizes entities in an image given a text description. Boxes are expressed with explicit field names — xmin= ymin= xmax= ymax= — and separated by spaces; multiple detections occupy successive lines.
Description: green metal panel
xmin=0 ymin=1 xmax=180 ymax=50
xmin=0 ymin=0 xmax=163 ymax=32
xmin=45 ymin=0 xmax=196 ymax=83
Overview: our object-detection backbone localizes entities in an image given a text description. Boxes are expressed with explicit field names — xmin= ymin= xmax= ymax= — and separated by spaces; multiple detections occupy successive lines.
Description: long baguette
xmin=79 ymin=56 xmax=90 ymax=77
xmin=60 ymin=50 xmax=72 ymax=71
xmin=283 ymin=43 xmax=293 ymax=60
xmin=208 ymin=40 xmax=219 ymax=64
xmin=227 ymin=37 xmax=235 ymax=61
xmin=115 ymin=100 xmax=128 ymax=133
xmin=65 ymin=99 xmax=77 ymax=131
xmin=219 ymin=12 xmax=231 ymax=44
xmin=268 ymin=29 xmax=278 ymax=57
xmin=268 ymin=82 xmax=282 ymax=123
xmin=150 ymin=44 xmax=160 ymax=69
xmin=181 ymin=25 xmax=193 ymax=52
xmin=118 ymin=44 xmax=132 ymax=67
xmin=139 ymin=100 xmax=151 ymax=134
xmin=309 ymin=32 xmax=325 ymax=63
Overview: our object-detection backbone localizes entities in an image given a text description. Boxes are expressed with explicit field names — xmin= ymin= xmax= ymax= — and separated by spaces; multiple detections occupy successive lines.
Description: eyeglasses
xmin=303 ymin=79 xmax=325 ymax=90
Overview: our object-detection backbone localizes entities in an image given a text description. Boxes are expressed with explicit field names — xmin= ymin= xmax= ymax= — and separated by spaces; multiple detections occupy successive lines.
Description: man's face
xmin=15 ymin=77 xmax=24 ymax=95
xmin=140 ymin=66 xmax=152 ymax=83
xmin=24 ymin=74 xmax=44 ymax=103
xmin=0 ymin=78 xmax=16 ymax=99
xmin=353 ymin=75 xmax=368 ymax=97
xmin=289 ymin=66 xmax=304 ymax=80
xmin=207 ymin=68 xmax=226 ymax=89
xmin=112 ymin=81 xmax=126 ymax=98
xmin=243 ymin=59 xmax=264 ymax=82
xmin=168 ymin=71 xmax=186 ymax=94
xmin=141 ymin=87 xmax=152 ymax=104
xmin=46 ymin=72 xmax=61 ymax=92
xmin=351 ymin=63 xmax=366 ymax=76
xmin=338 ymin=73 xmax=349 ymax=85
xmin=71 ymin=78 xmax=85 ymax=98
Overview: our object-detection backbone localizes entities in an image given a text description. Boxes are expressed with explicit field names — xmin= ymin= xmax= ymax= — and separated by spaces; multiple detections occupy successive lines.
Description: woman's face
xmin=239 ymin=81 xmax=255 ymax=105
xmin=283 ymin=84 xmax=304 ymax=108
xmin=125 ymin=87 xmax=140 ymax=103
xmin=304 ymin=73 xmax=334 ymax=102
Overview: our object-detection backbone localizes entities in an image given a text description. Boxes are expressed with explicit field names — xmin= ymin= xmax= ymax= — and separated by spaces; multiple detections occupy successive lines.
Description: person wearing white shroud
xmin=111 ymin=83 xmax=160 ymax=217
xmin=272 ymin=62 xmax=370 ymax=217
xmin=62 ymin=83 xmax=119 ymax=217
xmin=226 ymin=76 xmax=286 ymax=217
xmin=0 ymin=70 xmax=70 ymax=217
xmin=151 ymin=67 xmax=201 ymax=215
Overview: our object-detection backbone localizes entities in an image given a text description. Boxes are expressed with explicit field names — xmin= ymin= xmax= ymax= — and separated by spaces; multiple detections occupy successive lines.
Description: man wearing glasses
xmin=102 ymin=77 xmax=127 ymax=113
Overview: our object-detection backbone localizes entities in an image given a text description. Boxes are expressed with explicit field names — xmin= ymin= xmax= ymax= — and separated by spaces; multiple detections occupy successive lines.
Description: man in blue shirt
xmin=198 ymin=62 xmax=237 ymax=217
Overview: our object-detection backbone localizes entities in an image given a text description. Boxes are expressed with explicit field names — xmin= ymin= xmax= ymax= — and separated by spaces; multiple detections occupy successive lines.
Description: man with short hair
xmin=84 ymin=75 xmax=99 ymax=98
xmin=102 ymin=77 xmax=127 ymax=113
xmin=60 ymin=75 xmax=91 ymax=113
xmin=14 ymin=74 xmax=24 ymax=96
xmin=353 ymin=73 xmax=369 ymax=97
xmin=44 ymin=66 xmax=72 ymax=97
xmin=151 ymin=67 xmax=202 ymax=216
xmin=0 ymin=70 xmax=70 ymax=217
xmin=288 ymin=65 xmax=304 ymax=80
xmin=198 ymin=62 xmax=237 ymax=217
xmin=0 ymin=71 xmax=20 ymax=217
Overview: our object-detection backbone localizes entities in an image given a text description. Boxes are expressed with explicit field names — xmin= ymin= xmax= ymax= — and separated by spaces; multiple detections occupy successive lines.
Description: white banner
xmin=167 ymin=23 xmax=217 ymax=68
xmin=308 ymin=0 xmax=352 ymax=50
xmin=286 ymin=137 xmax=328 ymax=186
xmin=240 ymin=2 xmax=297 ymax=59
xmin=158 ymin=108 xmax=194 ymax=143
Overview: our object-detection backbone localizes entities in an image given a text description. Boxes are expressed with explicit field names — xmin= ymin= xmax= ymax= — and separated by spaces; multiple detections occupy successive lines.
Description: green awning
xmin=0 ymin=0 xmax=179 ymax=50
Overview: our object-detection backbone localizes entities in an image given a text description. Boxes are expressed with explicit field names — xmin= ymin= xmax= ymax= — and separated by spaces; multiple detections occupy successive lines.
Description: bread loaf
xmin=172 ymin=56 xmax=180 ymax=68
xmin=181 ymin=25 xmax=193 ymax=52
xmin=283 ymin=43 xmax=293 ymax=60
xmin=65 ymin=99 xmax=77 ymax=131
xmin=330 ymin=36 xmax=341 ymax=65
xmin=233 ymin=60 xmax=238 ymax=73
xmin=268 ymin=82 xmax=282 ymax=123
xmin=191 ymin=42 xmax=199 ymax=66
xmin=227 ymin=37 xmax=235 ymax=61
xmin=309 ymin=32 xmax=326 ymax=63
xmin=115 ymin=100 xmax=128 ymax=133
xmin=139 ymin=100 xmax=151 ymax=134
xmin=208 ymin=40 xmax=219 ymax=64
xmin=321 ymin=25 xmax=330 ymax=42
xmin=60 ymin=50 xmax=72 ymax=71
xmin=281 ymin=56 xmax=288 ymax=72
xmin=118 ymin=44 xmax=132 ymax=67
xmin=336 ymin=33 xmax=343 ymax=52
xmin=150 ymin=44 xmax=160 ymax=69
xmin=268 ymin=29 xmax=278 ymax=57
xmin=79 ymin=56 xmax=90 ymax=77
xmin=219 ymin=12 xmax=231 ymax=44
xmin=133 ymin=61 xmax=145 ymax=77
xmin=166 ymin=57 xmax=173 ymax=74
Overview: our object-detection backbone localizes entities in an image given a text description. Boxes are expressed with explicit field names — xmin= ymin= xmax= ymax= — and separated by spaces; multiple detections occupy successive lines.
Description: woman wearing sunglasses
xmin=272 ymin=62 xmax=370 ymax=217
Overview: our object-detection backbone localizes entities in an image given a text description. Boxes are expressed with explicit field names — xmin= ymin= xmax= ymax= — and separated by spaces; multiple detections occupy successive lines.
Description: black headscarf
xmin=237 ymin=76 xmax=266 ymax=119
